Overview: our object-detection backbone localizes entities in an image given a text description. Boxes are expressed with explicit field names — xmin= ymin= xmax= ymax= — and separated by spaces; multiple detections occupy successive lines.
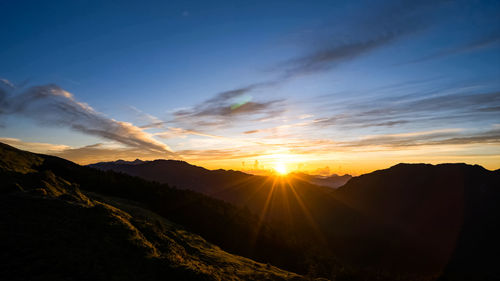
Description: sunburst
xmin=274 ymin=162 xmax=288 ymax=175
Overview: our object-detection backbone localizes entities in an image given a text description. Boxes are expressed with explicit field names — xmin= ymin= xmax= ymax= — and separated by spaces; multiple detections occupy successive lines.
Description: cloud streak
xmin=0 ymin=80 xmax=172 ymax=154
xmin=173 ymin=85 xmax=286 ymax=128
xmin=279 ymin=32 xmax=405 ymax=77
xmin=311 ymin=90 xmax=500 ymax=129
xmin=332 ymin=127 xmax=500 ymax=149
xmin=0 ymin=137 xmax=71 ymax=153
xmin=273 ymin=0 xmax=445 ymax=78
xmin=405 ymin=32 xmax=500 ymax=64
xmin=171 ymin=0 xmax=448 ymax=131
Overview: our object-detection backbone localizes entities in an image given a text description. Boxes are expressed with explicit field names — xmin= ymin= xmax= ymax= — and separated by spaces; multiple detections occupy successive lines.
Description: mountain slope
xmin=88 ymin=159 xmax=356 ymax=228
xmin=89 ymin=158 xmax=500 ymax=280
xmin=0 ymin=142 xmax=311 ymax=281
xmin=4 ymin=142 xmax=499 ymax=280
xmin=1 ymin=184 xmax=302 ymax=281
xmin=89 ymin=159 xmax=254 ymax=194
xmin=336 ymin=163 xmax=500 ymax=280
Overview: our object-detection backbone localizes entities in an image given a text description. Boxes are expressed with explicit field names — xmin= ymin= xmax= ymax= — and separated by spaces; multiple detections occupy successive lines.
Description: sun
xmin=274 ymin=162 xmax=288 ymax=175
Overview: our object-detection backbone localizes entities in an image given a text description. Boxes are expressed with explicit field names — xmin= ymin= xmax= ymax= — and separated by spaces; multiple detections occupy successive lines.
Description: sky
xmin=1 ymin=0 xmax=499 ymax=175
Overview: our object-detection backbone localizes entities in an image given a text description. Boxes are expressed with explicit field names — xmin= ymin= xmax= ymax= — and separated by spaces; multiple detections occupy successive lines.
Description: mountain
xmin=89 ymin=159 xmax=254 ymax=194
xmin=336 ymin=163 xmax=500 ymax=280
xmin=88 ymin=160 xmax=365 ymax=250
xmin=89 ymin=160 xmax=351 ymax=190
xmin=89 ymin=158 xmax=500 ymax=280
xmin=289 ymin=172 xmax=352 ymax=188
xmin=0 ymin=142 xmax=318 ymax=281
xmin=88 ymin=160 xmax=354 ymax=225
xmin=3 ymin=142 xmax=499 ymax=280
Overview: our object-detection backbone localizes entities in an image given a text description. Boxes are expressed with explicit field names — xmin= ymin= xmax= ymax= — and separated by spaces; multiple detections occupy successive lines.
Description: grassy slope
xmin=0 ymin=142 xmax=308 ymax=281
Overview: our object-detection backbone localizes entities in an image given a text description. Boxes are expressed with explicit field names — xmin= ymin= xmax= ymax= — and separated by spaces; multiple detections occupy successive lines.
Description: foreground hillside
xmin=0 ymin=142 xmax=309 ymax=281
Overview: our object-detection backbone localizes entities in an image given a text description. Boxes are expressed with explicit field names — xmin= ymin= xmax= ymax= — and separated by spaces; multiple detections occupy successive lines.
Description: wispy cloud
xmin=0 ymin=137 xmax=175 ymax=165
xmin=0 ymin=137 xmax=71 ymax=153
xmin=176 ymin=148 xmax=262 ymax=161
xmin=271 ymin=0 xmax=445 ymax=78
xmin=55 ymin=143 xmax=173 ymax=164
xmin=129 ymin=106 xmax=166 ymax=129
xmin=0 ymin=80 xmax=172 ymax=154
xmin=287 ymin=127 xmax=500 ymax=151
xmin=170 ymin=0 xmax=448 ymax=131
xmin=154 ymin=127 xmax=229 ymax=140
xmin=405 ymin=31 xmax=500 ymax=64
xmin=310 ymin=90 xmax=500 ymax=129
xmin=173 ymin=85 xmax=286 ymax=128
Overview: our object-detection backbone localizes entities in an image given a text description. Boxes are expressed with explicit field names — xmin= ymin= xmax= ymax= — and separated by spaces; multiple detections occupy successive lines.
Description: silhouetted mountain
xmin=90 ymin=158 xmax=500 ymax=281
xmin=88 ymin=160 xmax=354 ymax=225
xmin=90 ymin=160 xmax=352 ymax=189
xmin=336 ymin=163 xmax=500 ymax=280
xmin=113 ymin=159 xmax=145 ymax=165
xmin=89 ymin=159 xmax=253 ymax=194
xmin=290 ymin=172 xmax=352 ymax=188
xmin=3 ymin=143 xmax=499 ymax=280
xmin=0 ymin=142 xmax=323 ymax=281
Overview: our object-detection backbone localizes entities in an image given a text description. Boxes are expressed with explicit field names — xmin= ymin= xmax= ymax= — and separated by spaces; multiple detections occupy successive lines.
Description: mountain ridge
xmin=0 ymin=142 xmax=319 ymax=280
xmin=2 ymin=142 xmax=500 ymax=280
xmin=88 ymin=155 xmax=500 ymax=280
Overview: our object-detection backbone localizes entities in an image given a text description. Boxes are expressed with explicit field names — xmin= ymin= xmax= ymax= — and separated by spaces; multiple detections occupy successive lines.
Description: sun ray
xmin=249 ymin=176 xmax=278 ymax=248
xmin=285 ymin=177 xmax=328 ymax=245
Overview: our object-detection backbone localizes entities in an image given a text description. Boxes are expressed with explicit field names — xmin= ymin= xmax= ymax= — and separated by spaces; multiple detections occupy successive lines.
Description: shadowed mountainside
xmin=2 ymin=142 xmax=499 ymax=280
xmin=1 ymin=187 xmax=304 ymax=281
xmin=0 ymin=142 xmax=320 ymax=281
xmin=90 ymin=158 xmax=500 ymax=281
xmin=89 ymin=159 xmax=255 ymax=194
xmin=336 ymin=163 xmax=500 ymax=281
xmin=89 ymin=159 xmax=351 ymax=190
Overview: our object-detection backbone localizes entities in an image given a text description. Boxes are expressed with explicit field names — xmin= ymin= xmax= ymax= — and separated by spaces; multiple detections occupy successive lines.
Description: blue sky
xmin=1 ymin=0 xmax=499 ymax=174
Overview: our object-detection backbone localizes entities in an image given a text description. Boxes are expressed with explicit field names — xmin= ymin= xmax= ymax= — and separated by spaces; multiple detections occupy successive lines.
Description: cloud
xmin=0 ymin=137 xmax=71 ymax=153
xmin=357 ymin=120 xmax=410 ymax=128
xmin=274 ymin=0 xmax=445 ymax=77
xmin=0 ymin=137 xmax=175 ymax=165
xmin=425 ymin=128 xmax=500 ymax=146
xmin=405 ymin=32 xmax=500 ymax=64
xmin=241 ymin=120 xmax=315 ymax=136
xmin=0 ymin=81 xmax=172 ymax=154
xmin=173 ymin=85 xmax=286 ymax=128
xmin=165 ymin=1 xmax=451 ymax=133
xmin=241 ymin=126 xmax=500 ymax=155
xmin=128 ymin=106 xmax=166 ymax=129
xmin=176 ymin=149 xmax=262 ymax=161
xmin=169 ymin=0 xmax=449 ymax=132
xmin=0 ymin=79 xmax=15 ymax=89
xmin=311 ymin=166 xmax=331 ymax=177
xmin=55 ymin=143 xmax=174 ymax=164
xmin=336 ymin=127 xmax=500 ymax=148
xmin=311 ymin=90 xmax=500 ymax=129
xmin=279 ymin=32 xmax=403 ymax=77
xmin=154 ymin=127 xmax=228 ymax=140
xmin=342 ymin=129 xmax=463 ymax=147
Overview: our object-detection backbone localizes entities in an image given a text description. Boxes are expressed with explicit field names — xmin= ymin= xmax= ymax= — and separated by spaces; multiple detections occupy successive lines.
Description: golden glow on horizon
xmin=3 ymin=137 xmax=500 ymax=176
